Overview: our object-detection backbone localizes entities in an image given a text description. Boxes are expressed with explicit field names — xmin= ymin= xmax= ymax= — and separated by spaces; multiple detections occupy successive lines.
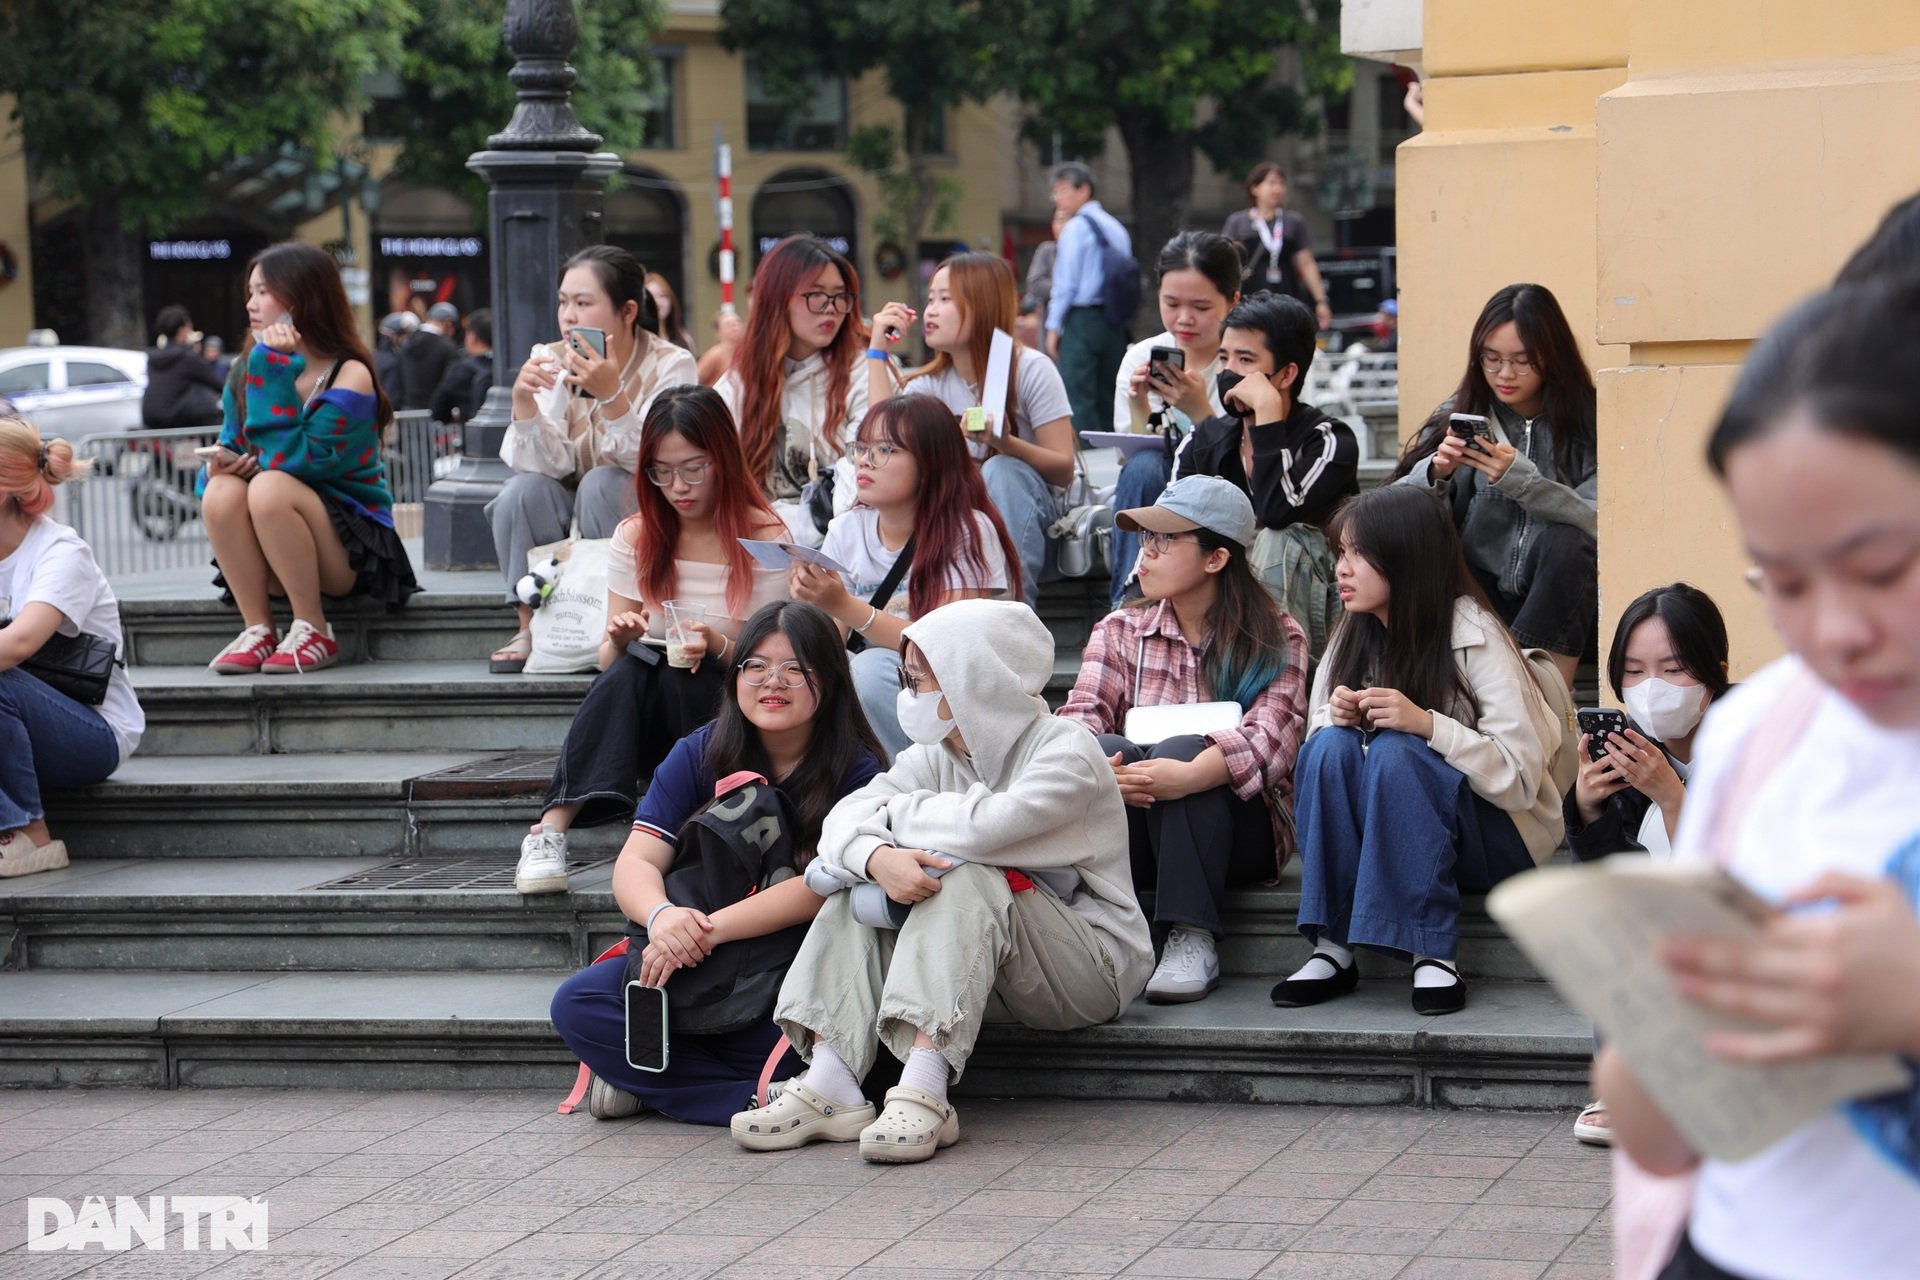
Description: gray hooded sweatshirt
xmin=813 ymin=599 xmax=1154 ymax=1004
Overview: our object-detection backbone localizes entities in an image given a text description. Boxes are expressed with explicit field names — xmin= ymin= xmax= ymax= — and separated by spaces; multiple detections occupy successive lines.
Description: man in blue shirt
xmin=1044 ymin=163 xmax=1133 ymax=436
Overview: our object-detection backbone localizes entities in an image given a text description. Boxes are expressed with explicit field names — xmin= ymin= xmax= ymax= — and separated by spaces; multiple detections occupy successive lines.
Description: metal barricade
xmin=57 ymin=413 xmax=463 ymax=579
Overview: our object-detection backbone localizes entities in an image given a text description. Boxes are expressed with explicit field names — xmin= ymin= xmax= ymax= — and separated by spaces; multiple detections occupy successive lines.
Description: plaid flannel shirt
xmin=1057 ymin=600 xmax=1309 ymax=858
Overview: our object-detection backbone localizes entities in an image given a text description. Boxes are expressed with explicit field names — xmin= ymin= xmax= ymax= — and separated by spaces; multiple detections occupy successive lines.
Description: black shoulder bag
xmin=2 ymin=619 xmax=120 ymax=706
xmin=845 ymin=533 xmax=915 ymax=656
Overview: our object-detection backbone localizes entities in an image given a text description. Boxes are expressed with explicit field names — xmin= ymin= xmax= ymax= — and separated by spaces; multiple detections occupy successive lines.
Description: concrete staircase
xmin=0 ymin=557 xmax=1591 ymax=1108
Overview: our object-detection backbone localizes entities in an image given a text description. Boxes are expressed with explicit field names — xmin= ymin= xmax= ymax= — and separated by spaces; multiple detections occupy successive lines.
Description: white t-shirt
xmin=1112 ymin=330 xmax=1226 ymax=433
xmin=1675 ymin=655 xmax=1920 ymax=1280
xmin=902 ymin=349 xmax=1073 ymax=462
xmin=821 ymin=507 xmax=1010 ymax=620
xmin=0 ymin=518 xmax=144 ymax=763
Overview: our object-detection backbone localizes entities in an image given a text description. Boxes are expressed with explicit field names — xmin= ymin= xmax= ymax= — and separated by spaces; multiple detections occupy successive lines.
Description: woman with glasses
xmin=550 ymin=600 xmax=885 ymax=1124
xmin=513 ymin=387 xmax=791 ymax=895
xmin=786 ymin=396 xmax=1022 ymax=758
xmin=716 ymin=235 xmax=891 ymax=548
xmin=1057 ymin=476 xmax=1307 ymax=1004
xmin=488 ymin=246 xmax=699 ymax=674
xmin=1392 ymin=283 xmax=1598 ymax=689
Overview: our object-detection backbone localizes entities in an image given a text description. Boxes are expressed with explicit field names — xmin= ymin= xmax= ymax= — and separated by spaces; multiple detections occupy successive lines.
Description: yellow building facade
xmin=1349 ymin=0 xmax=1920 ymax=681
xmin=1 ymin=99 xmax=36 ymax=346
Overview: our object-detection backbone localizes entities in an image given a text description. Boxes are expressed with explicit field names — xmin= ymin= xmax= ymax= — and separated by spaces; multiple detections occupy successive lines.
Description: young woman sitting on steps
xmin=549 ymin=601 xmax=882 ymax=1124
xmin=513 ymin=386 xmax=789 ymax=895
xmin=201 ymin=242 xmax=418 ymax=675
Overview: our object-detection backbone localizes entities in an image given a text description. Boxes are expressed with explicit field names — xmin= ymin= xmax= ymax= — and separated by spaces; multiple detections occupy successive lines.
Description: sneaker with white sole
xmin=587 ymin=1074 xmax=642 ymax=1120
xmin=0 ymin=831 xmax=69 ymax=878
xmin=515 ymin=824 xmax=570 ymax=894
xmin=1573 ymin=1101 xmax=1612 ymax=1146
xmin=209 ymin=624 xmax=278 ymax=675
xmin=260 ymin=619 xmax=339 ymax=675
xmin=1145 ymin=927 xmax=1220 ymax=1004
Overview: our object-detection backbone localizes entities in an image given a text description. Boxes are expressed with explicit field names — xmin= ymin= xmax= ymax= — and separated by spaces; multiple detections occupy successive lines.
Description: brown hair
xmin=1244 ymin=162 xmax=1287 ymax=199
xmin=231 ymin=242 xmax=393 ymax=427
xmin=903 ymin=252 xmax=1023 ymax=428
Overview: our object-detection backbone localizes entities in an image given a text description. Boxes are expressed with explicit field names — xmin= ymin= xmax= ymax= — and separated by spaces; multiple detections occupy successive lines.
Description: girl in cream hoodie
xmin=731 ymin=598 xmax=1152 ymax=1164
xmin=1270 ymin=485 xmax=1563 ymax=1016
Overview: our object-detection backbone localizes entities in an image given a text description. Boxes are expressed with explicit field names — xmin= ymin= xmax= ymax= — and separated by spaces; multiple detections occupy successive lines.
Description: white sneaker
xmin=1145 ymin=927 xmax=1220 ymax=1004
xmin=515 ymin=824 xmax=569 ymax=894
xmin=587 ymin=1074 xmax=642 ymax=1120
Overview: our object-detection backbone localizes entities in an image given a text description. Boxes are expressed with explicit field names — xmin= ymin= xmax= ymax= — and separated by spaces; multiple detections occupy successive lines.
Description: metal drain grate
xmin=309 ymin=856 xmax=615 ymax=892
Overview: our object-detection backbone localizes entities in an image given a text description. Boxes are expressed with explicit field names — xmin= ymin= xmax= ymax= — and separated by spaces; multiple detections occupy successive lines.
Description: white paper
xmin=737 ymin=539 xmax=851 ymax=578
xmin=982 ymin=329 xmax=1014 ymax=438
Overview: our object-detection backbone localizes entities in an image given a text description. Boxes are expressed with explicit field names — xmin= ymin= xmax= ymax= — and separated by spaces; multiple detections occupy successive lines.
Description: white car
xmin=0 ymin=345 xmax=148 ymax=440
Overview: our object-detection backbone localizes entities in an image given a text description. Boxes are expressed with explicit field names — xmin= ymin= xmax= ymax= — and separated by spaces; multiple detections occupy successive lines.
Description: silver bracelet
xmin=644 ymin=901 xmax=674 ymax=932
xmin=852 ymin=604 xmax=879 ymax=635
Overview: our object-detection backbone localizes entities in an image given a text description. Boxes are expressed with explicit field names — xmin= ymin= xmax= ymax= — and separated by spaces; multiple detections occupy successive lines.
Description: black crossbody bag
xmin=12 ymin=627 xmax=121 ymax=706
xmin=845 ymin=533 xmax=915 ymax=656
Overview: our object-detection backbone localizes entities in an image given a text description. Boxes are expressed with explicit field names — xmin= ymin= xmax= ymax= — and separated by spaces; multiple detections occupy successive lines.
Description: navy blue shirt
xmin=633 ymin=723 xmax=882 ymax=842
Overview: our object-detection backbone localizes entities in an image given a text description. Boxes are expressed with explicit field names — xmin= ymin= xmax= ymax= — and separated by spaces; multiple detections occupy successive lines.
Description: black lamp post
xmin=423 ymin=0 xmax=621 ymax=570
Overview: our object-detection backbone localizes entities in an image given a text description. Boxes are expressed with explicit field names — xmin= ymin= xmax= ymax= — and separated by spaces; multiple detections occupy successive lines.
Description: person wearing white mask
xmin=1564 ymin=582 xmax=1730 ymax=1147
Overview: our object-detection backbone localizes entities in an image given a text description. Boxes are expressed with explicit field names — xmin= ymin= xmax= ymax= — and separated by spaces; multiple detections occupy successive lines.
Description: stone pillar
xmin=423 ymin=0 xmax=621 ymax=571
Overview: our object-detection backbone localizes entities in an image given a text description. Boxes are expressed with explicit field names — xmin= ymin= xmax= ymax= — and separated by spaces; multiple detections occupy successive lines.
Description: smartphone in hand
xmin=1577 ymin=707 xmax=1630 ymax=764
xmin=570 ymin=327 xmax=608 ymax=359
xmin=1448 ymin=412 xmax=1494 ymax=455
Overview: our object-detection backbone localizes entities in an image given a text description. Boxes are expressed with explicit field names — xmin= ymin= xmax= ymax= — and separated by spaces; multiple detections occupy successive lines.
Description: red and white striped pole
xmin=715 ymin=126 xmax=736 ymax=316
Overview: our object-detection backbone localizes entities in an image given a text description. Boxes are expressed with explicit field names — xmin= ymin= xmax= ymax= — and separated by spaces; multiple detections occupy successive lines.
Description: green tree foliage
xmin=386 ymin=0 xmax=666 ymax=206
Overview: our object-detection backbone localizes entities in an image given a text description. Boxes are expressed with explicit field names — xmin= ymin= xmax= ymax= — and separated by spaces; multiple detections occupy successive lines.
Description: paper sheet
xmin=982 ymin=329 xmax=1014 ymax=438
xmin=737 ymin=539 xmax=851 ymax=577
xmin=1487 ymin=863 xmax=1909 ymax=1161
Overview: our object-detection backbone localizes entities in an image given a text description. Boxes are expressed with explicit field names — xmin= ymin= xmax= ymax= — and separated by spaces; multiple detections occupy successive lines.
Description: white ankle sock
xmin=1288 ymin=940 xmax=1354 ymax=982
xmin=1413 ymin=956 xmax=1461 ymax=989
xmin=899 ymin=1046 xmax=949 ymax=1102
xmin=798 ymin=1041 xmax=865 ymax=1107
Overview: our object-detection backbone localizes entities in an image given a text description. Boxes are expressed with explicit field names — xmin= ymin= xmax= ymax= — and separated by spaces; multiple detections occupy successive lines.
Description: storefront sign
xmin=379 ymin=237 xmax=484 ymax=258
xmin=149 ymin=240 xmax=232 ymax=261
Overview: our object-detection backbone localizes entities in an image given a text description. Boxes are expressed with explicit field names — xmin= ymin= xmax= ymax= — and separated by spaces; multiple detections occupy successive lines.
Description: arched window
xmin=749 ymin=168 xmax=860 ymax=272
xmin=605 ymin=167 xmax=690 ymax=310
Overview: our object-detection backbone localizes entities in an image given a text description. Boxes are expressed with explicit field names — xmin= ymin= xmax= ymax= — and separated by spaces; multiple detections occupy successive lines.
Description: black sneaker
xmin=1269 ymin=954 xmax=1360 ymax=1008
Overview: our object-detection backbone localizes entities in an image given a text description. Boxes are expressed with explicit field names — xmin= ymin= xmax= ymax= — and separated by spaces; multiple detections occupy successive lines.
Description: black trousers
xmin=1098 ymin=733 xmax=1274 ymax=938
xmin=1474 ymin=519 xmax=1598 ymax=659
xmin=1658 ymin=1233 xmax=1751 ymax=1280
xmin=542 ymin=652 xmax=724 ymax=827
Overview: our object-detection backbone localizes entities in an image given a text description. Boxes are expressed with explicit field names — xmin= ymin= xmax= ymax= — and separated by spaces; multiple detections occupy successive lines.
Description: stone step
xmin=0 ymin=969 xmax=1589 ymax=1107
xmin=0 ymin=856 xmax=1541 ymax=982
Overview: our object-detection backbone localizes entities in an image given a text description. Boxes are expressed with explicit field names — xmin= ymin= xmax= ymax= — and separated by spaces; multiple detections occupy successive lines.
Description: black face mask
xmin=1216 ymin=369 xmax=1248 ymax=416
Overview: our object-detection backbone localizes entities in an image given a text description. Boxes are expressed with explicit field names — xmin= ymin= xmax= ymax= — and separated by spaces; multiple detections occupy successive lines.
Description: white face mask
xmin=895 ymin=687 xmax=956 ymax=747
xmin=1622 ymin=677 xmax=1709 ymax=743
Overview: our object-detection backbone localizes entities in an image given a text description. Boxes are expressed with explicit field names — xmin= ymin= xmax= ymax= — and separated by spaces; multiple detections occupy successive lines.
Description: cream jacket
xmin=502 ymin=335 xmax=699 ymax=481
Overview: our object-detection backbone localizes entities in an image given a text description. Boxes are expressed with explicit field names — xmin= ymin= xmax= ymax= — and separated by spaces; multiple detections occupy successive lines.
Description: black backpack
xmin=1083 ymin=215 xmax=1143 ymax=329
xmin=624 ymin=770 xmax=811 ymax=1035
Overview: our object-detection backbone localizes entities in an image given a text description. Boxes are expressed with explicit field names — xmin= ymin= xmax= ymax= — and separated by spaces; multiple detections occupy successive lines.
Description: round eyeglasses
xmin=849 ymin=441 xmax=900 ymax=469
xmin=1478 ymin=350 xmax=1535 ymax=373
xmin=738 ymin=659 xmax=811 ymax=688
xmin=644 ymin=460 xmax=713 ymax=487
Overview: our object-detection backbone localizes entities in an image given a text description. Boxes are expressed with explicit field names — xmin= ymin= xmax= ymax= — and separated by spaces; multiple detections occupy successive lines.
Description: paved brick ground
xmin=0 ymin=1090 xmax=1612 ymax=1279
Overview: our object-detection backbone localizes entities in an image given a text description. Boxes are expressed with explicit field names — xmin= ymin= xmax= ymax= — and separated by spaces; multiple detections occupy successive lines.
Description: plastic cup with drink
xmin=662 ymin=600 xmax=708 ymax=669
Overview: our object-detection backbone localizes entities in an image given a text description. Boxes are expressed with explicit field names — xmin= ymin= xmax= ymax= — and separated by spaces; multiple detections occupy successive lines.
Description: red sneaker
xmin=260 ymin=619 xmax=340 ymax=674
xmin=208 ymin=624 xmax=278 ymax=675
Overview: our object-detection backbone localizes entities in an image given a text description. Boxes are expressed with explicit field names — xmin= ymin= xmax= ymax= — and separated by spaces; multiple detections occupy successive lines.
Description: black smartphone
xmin=1448 ymin=412 xmax=1494 ymax=453
xmin=1577 ymin=708 xmax=1629 ymax=764
xmin=623 ymin=981 xmax=669 ymax=1073
xmin=570 ymin=326 xmax=608 ymax=358
xmin=1147 ymin=345 xmax=1185 ymax=377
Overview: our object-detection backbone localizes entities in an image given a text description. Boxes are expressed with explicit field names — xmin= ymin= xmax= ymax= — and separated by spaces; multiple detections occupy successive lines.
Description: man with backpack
xmin=1044 ymin=163 xmax=1139 ymax=437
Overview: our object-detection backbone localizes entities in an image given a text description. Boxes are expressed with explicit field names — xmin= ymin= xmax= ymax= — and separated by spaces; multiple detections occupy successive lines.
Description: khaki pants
xmin=775 ymin=862 xmax=1123 ymax=1083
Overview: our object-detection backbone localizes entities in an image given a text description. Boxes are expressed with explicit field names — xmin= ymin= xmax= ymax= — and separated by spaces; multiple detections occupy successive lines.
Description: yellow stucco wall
xmin=0 ymin=100 xmax=35 ymax=347
xmin=1396 ymin=0 xmax=1920 ymax=684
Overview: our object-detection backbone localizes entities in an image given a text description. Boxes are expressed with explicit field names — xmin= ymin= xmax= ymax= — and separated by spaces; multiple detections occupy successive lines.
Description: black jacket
xmin=1175 ymin=398 xmax=1359 ymax=532
xmin=375 ymin=342 xmax=404 ymax=406
xmin=141 ymin=345 xmax=225 ymax=430
xmin=397 ymin=329 xmax=458 ymax=412
xmin=430 ymin=352 xmax=494 ymax=424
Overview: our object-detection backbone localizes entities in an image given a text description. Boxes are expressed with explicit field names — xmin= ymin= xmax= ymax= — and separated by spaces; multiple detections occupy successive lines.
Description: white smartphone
xmin=193 ymin=444 xmax=240 ymax=462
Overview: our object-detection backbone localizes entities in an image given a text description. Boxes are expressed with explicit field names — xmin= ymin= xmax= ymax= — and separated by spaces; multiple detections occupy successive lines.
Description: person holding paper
xmin=786 ymin=397 xmax=1021 ymax=759
xmin=1272 ymin=485 xmax=1563 ymax=1016
xmin=730 ymin=600 xmax=1151 ymax=1163
xmin=1107 ymin=232 xmax=1241 ymax=607
xmin=1594 ymin=280 xmax=1920 ymax=1280
xmin=1174 ymin=292 xmax=1358 ymax=665
xmin=899 ymin=253 xmax=1076 ymax=610
xmin=1056 ymin=477 xmax=1306 ymax=1003
xmin=514 ymin=387 xmax=791 ymax=896
xmin=715 ymin=236 xmax=885 ymax=548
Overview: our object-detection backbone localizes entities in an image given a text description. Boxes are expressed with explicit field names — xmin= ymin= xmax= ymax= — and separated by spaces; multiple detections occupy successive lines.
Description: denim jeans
xmin=0 ymin=666 xmax=122 ymax=830
xmin=1108 ymin=447 xmax=1172 ymax=607
xmin=981 ymin=454 xmax=1060 ymax=610
xmin=1293 ymin=727 xmax=1533 ymax=961
xmin=549 ymin=955 xmax=802 ymax=1126
xmin=850 ymin=646 xmax=908 ymax=762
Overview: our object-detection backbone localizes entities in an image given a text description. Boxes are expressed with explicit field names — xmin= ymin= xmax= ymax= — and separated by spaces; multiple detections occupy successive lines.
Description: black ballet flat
xmin=1269 ymin=954 xmax=1360 ymax=1008
xmin=1410 ymin=958 xmax=1467 ymax=1015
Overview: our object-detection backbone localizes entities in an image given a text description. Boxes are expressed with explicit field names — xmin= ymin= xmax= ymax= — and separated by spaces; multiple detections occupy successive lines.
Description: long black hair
xmin=1607 ymin=583 xmax=1731 ymax=702
xmin=1157 ymin=232 xmax=1244 ymax=302
xmin=1323 ymin=486 xmax=1506 ymax=719
xmin=561 ymin=244 xmax=661 ymax=342
xmin=1128 ymin=527 xmax=1292 ymax=709
xmin=1835 ymin=191 xmax=1920 ymax=285
xmin=1394 ymin=283 xmax=1596 ymax=483
xmin=702 ymin=601 xmax=881 ymax=861
xmin=1709 ymin=280 xmax=1920 ymax=476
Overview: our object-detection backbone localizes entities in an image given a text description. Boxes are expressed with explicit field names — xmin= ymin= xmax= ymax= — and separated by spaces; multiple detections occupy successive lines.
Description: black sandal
xmin=1410 ymin=958 xmax=1466 ymax=1016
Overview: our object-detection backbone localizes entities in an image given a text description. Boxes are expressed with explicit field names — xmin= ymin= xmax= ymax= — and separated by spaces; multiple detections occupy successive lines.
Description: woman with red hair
xmin=0 ymin=416 xmax=144 ymax=876
xmin=788 ymin=396 xmax=1022 ymax=758
xmin=716 ymin=235 xmax=891 ymax=547
xmin=513 ymin=386 xmax=791 ymax=894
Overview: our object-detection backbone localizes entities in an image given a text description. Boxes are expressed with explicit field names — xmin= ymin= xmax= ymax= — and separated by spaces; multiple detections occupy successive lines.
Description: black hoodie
xmin=1174 ymin=397 xmax=1359 ymax=532
xmin=141 ymin=344 xmax=225 ymax=431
